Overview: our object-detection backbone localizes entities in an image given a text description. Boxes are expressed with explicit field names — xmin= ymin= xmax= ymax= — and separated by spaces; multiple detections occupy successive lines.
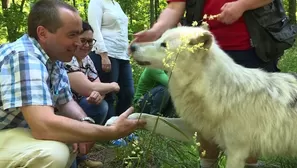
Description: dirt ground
xmin=81 ymin=143 xmax=158 ymax=168
xmin=83 ymin=144 xmax=120 ymax=168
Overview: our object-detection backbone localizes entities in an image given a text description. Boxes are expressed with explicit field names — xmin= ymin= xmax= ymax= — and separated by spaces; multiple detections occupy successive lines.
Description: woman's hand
xmin=87 ymin=91 xmax=103 ymax=105
xmin=100 ymin=52 xmax=111 ymax=72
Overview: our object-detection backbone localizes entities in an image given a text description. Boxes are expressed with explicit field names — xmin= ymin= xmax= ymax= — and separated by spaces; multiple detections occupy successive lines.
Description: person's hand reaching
xmin=86 ymin=91 xmax=103 ymax=105
xmin=101 ymin=52 xmax=111 ymax=72
xmin=108 ymin=107 xmax=146 ymax=139
xmin=218 ymin=1 xmax=246 ymax=24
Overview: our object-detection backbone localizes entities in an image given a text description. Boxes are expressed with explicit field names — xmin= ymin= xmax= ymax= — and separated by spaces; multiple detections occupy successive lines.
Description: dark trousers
xmin=225 ymin=48 xmax=280 ymax=72
xmin=70 ymin=98 xmax=108 ymax=168
xmin=78 ymin=98 xmax=108 ymax=125
xmin=137 ymin=85 xmax=176 ymax=117
xmin=89 ymin=51 xmax=134 ymax=122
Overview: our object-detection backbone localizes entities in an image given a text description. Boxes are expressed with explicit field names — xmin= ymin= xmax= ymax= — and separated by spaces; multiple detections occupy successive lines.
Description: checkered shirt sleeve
xmin=0 ymin=51 xmax=53 ymax=109
xmin=51 ymin=61 xmax=73 ymax=106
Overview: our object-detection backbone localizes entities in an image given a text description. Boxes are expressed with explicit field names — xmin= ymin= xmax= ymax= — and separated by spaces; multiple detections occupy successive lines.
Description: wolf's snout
xmin=130 ymin=44 xmax=138 ymax=52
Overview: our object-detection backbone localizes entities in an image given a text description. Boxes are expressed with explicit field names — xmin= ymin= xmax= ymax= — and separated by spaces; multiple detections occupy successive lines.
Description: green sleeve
xmin=148 ymin=68 xmax=169 ymax=87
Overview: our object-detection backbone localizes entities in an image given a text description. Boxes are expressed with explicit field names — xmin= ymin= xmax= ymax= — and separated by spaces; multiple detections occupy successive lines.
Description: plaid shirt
xmin=64 ymin=56 xmax=98 ymax=102
xmin=0 ymin=34 xmax=73 ymax=130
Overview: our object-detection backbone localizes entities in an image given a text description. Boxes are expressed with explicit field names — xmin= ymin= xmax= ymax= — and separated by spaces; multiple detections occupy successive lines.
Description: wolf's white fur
xmin=130 ymin=26 xmax=297 ymax=168
xmin=105 ymin=113 xmax=196 ymax=142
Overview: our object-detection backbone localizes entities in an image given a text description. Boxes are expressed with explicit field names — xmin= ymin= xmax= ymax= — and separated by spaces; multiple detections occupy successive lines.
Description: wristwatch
xmin=80 ymin=117 xmax=95 ymax=124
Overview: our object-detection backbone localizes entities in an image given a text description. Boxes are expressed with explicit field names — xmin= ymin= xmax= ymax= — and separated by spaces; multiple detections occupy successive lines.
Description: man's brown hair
xmin=28 ymin=0 xmax=78 ymax=40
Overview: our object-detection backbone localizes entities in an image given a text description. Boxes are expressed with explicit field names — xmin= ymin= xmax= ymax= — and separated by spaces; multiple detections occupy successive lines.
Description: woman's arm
xmin=150 ymin=69 xmax=169 ymax=87
xmin=67 ymin=72 xmax=118 ymax=95
xmin=88 ymin=0 xmax=107 ymax=55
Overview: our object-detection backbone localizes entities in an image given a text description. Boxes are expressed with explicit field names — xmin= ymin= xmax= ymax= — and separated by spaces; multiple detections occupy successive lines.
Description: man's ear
xmin=36 ymin=26 xmax=48 ymax=42
xmin=189 ymin=31 xmax=213 ymax=50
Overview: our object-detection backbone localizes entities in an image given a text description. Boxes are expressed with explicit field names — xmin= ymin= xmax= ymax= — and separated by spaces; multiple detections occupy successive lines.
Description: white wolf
xmin=121 ymin=26 xmax=297 ymax=168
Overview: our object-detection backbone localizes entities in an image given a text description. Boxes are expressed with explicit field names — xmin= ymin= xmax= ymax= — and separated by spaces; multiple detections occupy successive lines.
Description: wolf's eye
xmin=160 ymin=42 xmax=167 ymax=48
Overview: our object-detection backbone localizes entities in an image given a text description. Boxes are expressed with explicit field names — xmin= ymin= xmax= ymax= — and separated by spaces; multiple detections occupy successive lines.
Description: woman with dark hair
xmin=66 ymin=21 xmax=120 ymax=168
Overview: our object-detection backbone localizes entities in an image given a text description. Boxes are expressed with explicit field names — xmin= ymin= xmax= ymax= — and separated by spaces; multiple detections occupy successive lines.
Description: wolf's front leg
xmin=130 ymin=113 xmax=197 ymax=142
xmin=225 ymin=148 xmax=249 ymax=168
xmin=106 ymin=113 xmax=197 ymax=142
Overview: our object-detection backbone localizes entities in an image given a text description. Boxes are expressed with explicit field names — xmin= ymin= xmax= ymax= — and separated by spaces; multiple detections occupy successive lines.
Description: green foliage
xmin=112 ymin=130 xmax=233 ymax=168
xmin=118 ymin=0 xmax=167 ymax=41
xmin=0 ymin=0 xmax=168 ymax=43
xmin=278 ymin=44 xmax=297 ymax=72
xmin=1 ymin=2 xmax=29 ymax=42
xmin=130 ymin=59 xmax=144 ymax=89
xmin=114 ymin=131 xmax=201 ymax=168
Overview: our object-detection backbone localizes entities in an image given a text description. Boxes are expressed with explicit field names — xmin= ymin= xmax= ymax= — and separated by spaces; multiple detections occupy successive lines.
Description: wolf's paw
xmin=104 ymin=113 xmax=143 ymax=126
xmin=105 ymin=116 xmax=119 ymax=126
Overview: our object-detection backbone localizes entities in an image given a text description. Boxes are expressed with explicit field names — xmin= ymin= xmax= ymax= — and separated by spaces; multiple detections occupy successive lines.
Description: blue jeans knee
xmin=78 ymin=97 xmax=108 ymax=125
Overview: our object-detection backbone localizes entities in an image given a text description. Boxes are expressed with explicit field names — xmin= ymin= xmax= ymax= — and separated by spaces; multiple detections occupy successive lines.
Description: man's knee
xmin=0 ymin=128 xmax=74 ymax=168
xmin=94 ymin=100 xmax=109 ymax=124
xmin=152 ymin=86 xmax=171 ymax=102
xmin=99 ymin=100 xmax=109 ymax=113
xmin=155 ymin=85 xmax=169 ymax=94
xmin=31 ymin=141 xmax=72 ymax=168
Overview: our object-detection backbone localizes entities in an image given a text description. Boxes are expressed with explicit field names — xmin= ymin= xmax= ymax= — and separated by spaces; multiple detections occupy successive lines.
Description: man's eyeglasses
xmin=80 ymin=38 xmax=96 ymax=46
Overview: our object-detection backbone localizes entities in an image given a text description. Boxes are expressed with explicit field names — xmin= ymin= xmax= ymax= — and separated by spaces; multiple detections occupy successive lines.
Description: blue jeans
xmin=225 ymin=48 xmax=280 ymax=72
xmin=78 ymin=97 xmax=108 ymax=125
xmin=137 ymin=85 xmax=176 ymax=117
xmin=89 ymin=52 xmax=134 ymax=122
xmin=70 ymin=98 xmax=108 ymax=168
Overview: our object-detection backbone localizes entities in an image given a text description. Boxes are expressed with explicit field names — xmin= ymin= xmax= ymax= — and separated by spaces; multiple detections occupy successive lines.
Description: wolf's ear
xmin=189 ymin=31 xmax=213 ymax=50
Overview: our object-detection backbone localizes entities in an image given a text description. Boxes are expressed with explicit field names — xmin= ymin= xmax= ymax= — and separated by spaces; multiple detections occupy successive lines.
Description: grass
xmin=90 ymin=45 xmax=297 ymax=168
xmin=278 ymin=44 xmax=297 ymax=72
xmin=114 ymin=131 xmax=201 ymax=168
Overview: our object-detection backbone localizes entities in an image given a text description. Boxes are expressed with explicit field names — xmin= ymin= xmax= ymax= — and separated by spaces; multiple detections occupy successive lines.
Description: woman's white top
xmin=88 ymin=0 xmax=129 ymax=60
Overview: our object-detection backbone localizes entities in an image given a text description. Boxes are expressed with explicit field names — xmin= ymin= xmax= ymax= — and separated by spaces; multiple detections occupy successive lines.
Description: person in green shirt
xmin=134 ymin=68 xmax=176 ymax=117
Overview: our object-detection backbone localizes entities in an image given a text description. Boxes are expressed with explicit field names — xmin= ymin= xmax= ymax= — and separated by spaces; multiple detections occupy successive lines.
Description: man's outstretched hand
xmin=108 ymin=107 xmax=146 ymax=139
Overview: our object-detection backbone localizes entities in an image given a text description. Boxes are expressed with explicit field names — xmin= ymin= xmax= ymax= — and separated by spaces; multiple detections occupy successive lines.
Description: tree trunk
xmin=154 ymin=0 xmax=159 ymax=21
xmin=83 ymin=0 xmax=87 ymax=21
xmin=19 ymin=0 xmax=25 ymax=12
xmin=72 ymin=0 xmax=76 ymax=8
xmin=129 ymin=0 xmax=133 ymax=26
xmin=1 ymin=0 xmax=9 ymax=9
xmin=288 ymin=0 xmax=296 ymax=24
xmin=150 ymin=0 xmax=155 ymax=27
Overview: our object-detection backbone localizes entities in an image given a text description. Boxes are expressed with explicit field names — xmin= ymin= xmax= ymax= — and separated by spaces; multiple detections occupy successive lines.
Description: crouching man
xmin=0 ymin=0 xmax=145 ymax=167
